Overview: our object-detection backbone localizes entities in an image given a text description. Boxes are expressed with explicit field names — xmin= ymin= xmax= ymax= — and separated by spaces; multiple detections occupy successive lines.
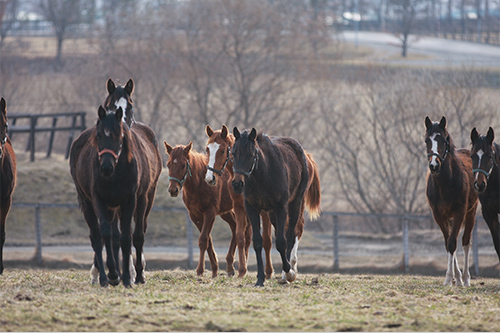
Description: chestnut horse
xmin=164 ymin=141 xmax=238 ymax=278
xmin=205 ymin=125 xmax=273 ymax=279
xmin=231 ymin=128 xmax=321 ymax=286
xmin=425 ymin=116 xmax=478 ymax=286
xmin=0 ymin=98 xmax=16 ymax=275
xmin=70 ymin=106 xmax=162 ymax=287
xmin=470 ymin=127 xmax=500 ymax=270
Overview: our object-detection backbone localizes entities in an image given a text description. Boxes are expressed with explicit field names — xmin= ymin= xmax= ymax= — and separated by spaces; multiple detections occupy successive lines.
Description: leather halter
xmin=207 ymin=146 xmax=232 ymax=176
xmin=98 ymin=145 xmax=122 ymax=164
xmin=169 ymin=160 xmax=192 ymax=189
xmin=233 ymin=147 xmax=259 ymax=177
xmin=473 ymin=150 xmax=498 ymax=180
xmin=427 ymin=137 xmax=449 ymax=163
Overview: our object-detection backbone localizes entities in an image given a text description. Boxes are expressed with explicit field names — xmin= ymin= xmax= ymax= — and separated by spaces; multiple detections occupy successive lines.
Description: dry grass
xmin=1 ymin=269 xmax=500 ymax=331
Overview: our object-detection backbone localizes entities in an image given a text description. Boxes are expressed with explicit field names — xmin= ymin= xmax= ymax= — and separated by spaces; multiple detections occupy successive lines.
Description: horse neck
xmin=183 ymin=150 xmax=206 ymax=191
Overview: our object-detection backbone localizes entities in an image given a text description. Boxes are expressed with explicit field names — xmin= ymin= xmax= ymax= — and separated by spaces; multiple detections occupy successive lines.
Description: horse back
xmin=69 ymin=128 xmax=96 ymax=201
xmin=130 ymin=123 xmax=162 ymax=190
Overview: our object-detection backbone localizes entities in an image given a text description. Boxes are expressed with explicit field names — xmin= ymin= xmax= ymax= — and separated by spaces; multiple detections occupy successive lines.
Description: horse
xmin=470 ymin=127 xmax=500 ymax=270
xmin=205 ymin=124 xmax=273 ymax=279
xmin=230 ymin=127 xmax=321 ymax=286
xmin=425 ymin=116 xmax=478 ymax=286
xmin=70 ymin=105 xmax=162 ymax=287
xmin=104 ymin=78 xmax=135 ymax=127
xmin=0 ymin=98 xmax=16 ymax=275
xmin=164 ymin=141 xmax=238 ymax=278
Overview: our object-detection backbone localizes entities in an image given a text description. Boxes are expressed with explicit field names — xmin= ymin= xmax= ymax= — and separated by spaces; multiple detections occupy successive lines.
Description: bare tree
xmin=389 ymin=0 xmax=428 ymax=57
xmin=36 ymin=0 xmax=81 ymax=65
xmin=0 ymin=0 xmax=17 ymax=49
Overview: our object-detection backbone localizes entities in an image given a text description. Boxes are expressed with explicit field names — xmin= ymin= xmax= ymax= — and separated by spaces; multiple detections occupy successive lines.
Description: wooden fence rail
xmin=8 ymin=112 xmax=86 ymax=162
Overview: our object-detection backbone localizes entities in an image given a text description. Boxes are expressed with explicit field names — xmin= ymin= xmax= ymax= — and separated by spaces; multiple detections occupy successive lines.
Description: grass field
xmin=1 ymin=269 xmax=500 ymax=331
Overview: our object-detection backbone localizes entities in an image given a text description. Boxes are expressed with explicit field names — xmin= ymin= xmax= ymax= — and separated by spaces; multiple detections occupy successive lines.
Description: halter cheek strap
xmin=473 ymin=150 xmax=499 ymax=180
xmin=169 ymin=160 xmax=192 ymax=189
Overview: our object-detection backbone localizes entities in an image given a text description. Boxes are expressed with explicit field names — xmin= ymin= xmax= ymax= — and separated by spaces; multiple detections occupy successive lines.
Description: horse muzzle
xmin=231 ymin=178 xmax=244 ymax=194
xmin=100 ymin=159 xmax=115 ymax=177
xmin=474 ymin=180 xmax=486 ymax=193
xmin=168 ymin=183 xmax=180 ymax=197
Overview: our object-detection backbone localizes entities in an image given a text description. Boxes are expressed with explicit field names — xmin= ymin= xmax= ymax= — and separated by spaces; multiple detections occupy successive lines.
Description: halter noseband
xmin=207 ymin=146 xmax=232 ymax=176
xmin=233 ymin=147 xmax=259 ymax=177
xmin=169 ymin=160 xmax=192 ymax=188
xmin=98 ymin=145 xmax=122 ymax=164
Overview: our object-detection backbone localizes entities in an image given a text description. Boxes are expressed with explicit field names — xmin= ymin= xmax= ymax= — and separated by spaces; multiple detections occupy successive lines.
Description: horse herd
xmin=0 ymin=80 xmax=499 ymax=289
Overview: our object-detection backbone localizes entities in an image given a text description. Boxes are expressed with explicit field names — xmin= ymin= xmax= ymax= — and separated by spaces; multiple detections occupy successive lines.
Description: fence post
xmin=46 ymin=117 xmax=58 ymax=158
xmin=473 ymin=219 xmax=479 ymax=276
xmin=65 ymin=115 xmax=78 ymax=159
xmin=186 ymin=211 xmax=193 ymax=269
xmin=28 ymin=116 xmax=38 ymax=162
xmin=402 ymin=217 xmax=409 ymax=273
xmin=332 ymin=214 xmax=339 ymax=271
xmin=34 ymin=205 xmax=42 ymax=266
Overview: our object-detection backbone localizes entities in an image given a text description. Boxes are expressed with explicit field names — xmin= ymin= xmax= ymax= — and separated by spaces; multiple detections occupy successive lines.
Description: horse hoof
xmin=254 ymin=281 xmax=264 ymax=287
xmin=285 ymin=270 xmax=296 ymax=283
xmin=227 ymin=270 xmax=235 ymax=277
xmin=109 ymin=276 xmax=121 ymax=286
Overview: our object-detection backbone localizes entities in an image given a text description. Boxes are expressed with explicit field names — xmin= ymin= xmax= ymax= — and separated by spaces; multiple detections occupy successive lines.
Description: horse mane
xmin=188 ymin=149 xmax=208 ymax=176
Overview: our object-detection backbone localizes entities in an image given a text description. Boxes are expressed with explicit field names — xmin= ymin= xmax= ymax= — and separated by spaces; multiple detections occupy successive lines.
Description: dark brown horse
xmin=425 ymin=116 xmax=478 ymax=286
xmin=70 ymin=105 xmax=162 ymax=287
xmin=104 ymin=78 xmax=135 ymax=127
xmin=205 ymin=124 xmax=273 ymax=279
xmin=231 ymin=127 xmax=321 ymax=286
xmin=470 ymin=127 xmax=500 ymax=269
xmin=0 ymin=98 xmax=16 ymax=275
xmin=164 ymin=141 xmax=238 ymax=278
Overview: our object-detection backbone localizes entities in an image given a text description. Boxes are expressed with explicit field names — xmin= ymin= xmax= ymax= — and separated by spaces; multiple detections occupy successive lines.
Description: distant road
xmin=338 ymin=31 xmax=500 ymax=69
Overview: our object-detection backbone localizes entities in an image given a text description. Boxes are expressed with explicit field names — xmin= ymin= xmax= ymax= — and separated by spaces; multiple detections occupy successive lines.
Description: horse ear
xmin=425 ymin=116 xmax=432 ymax=131
xmin=249 ymin=128 xmax=257 ymax=142
xmin=107 ymin=79 xmax=116 ymax=95
xmin=471 ymin=127 xmax=479 ymax=144
xmin=125 ymin=79 xmax=134 ymax=95
xmin=233 ymin=127 xmax=240 ymax=139
xmin=116 ymin=107 xmax=123 ymax=121
xmin=487 ymin=127 xmax=495 ymax=144
xmin=185 ymin=141 xmax=193 ymax=154
xmin=0 ymin=97 xmax=6 ymax=115
xmin=221 ymin=125 xmax=228 ymax=138
xmin=98 ymin=105 xmax=107 ymax=120
xmin=206 ymin=125 xmax=214 ymax=138
xmin=439 ymin=116 xmax=446 ymax=130
xmin=163 ymin=141 xmax=173 ymax=155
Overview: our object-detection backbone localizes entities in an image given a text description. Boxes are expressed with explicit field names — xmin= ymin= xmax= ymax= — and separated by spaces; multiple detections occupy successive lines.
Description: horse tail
xmin=305 ymin=152 xmax=321 ymax=221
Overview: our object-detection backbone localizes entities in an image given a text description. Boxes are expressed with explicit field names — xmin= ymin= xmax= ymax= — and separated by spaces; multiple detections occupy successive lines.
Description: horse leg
xmin=282 ymin=198 xmax=302 ymax=283
xmin=95 ymin=204 xmax=120 ymax=286
xmin=83 ymin=201 xmax=108 ymax=287
xmin=432 ymin=211 xmax=453 ymax=286
xmin=246 ymin=203 xmax=265 ymax=286
xmin=447 ymin=211 xmax=467 ymax=286
xmin=133 ymin=196 xmax=147 ymax=284
xmin=261 ymin=213 xmax=273 ymax=280
xmin=200 ymin=211 xmax=218 ymax=277
xmin=233 ymin=201 xmax=249 ymax=277
xmin=461 ymin=207 xmax=477 ymax=287
xmin=119 ymin=198 xmax=135 ymax=288
xmin=272 ymin=203 xmax=293 ymax=283
xmin=482 ymin=208 xmax=500 ymax=263
xmin=111 ymin=216 xmax=122 ymax=279
xmin=220 ymin=212 xmax=237 ymax=277
xmin=0 ymin=196 xmax=10 ymax=275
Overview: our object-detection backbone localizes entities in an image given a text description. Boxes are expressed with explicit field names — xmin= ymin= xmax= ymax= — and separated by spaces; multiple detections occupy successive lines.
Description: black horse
xmin=69 ymin=106 xmax=162 ymax=287
xmin=231 ymin=128 xmax=320 ymax=286
xmin=0 ymin=98 xmax=16 ymax=275
xmin=470 ymin=127 xmax=500 ymax=270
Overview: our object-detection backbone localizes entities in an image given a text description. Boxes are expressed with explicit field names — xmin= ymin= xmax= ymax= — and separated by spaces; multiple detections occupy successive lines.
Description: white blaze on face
xmin=475 ymin=149 xmax=484 ymax=181
xmin=429 ymin=133 xmax=440 ymax=167
xmin=115 ymin=97 xmax=128 ymax=123
xmin=206 ymin=142 xmax=220 ymax=182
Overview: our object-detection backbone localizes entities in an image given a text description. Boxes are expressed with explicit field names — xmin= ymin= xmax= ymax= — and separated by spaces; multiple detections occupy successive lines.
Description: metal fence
xmin=7 ymin=202 xmax=498 ymax=276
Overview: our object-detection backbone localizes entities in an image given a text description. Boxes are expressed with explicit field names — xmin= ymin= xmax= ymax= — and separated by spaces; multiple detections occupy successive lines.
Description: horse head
xmin=0 ymin=98 xmax=9 ymax=159
xmin=205 ymin=124 xmax=233 ymax=186
xmin=231 ymin=127 xmax=259 ymax=194
xmin=95 ymin=105 xmax=125 ymax=177
xmin=470 ymin=127 xmax=497 ymax=193
xmin=104 ymin=78 xmax=135 ymax=128
xmin=425 ymin=116 xmax=451 ymax=175
xmin=164 ymin=141 xmax=193 ymax=197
